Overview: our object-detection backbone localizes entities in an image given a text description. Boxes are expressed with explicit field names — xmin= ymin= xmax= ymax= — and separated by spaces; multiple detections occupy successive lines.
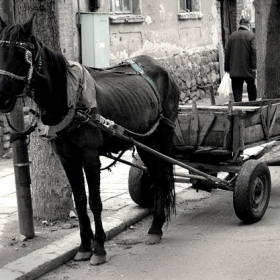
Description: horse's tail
xmin=155 ymin=122 xmax=177 ymax=222
xmin=165 ymin=162 xmax=176 ymax=221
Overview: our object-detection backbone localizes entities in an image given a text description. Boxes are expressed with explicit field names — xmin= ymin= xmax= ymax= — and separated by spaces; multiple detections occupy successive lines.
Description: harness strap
xmin=123 ymin=59 xmax=162 ymax=112
xmin=0 ymin=69 xmax=26 ymax=81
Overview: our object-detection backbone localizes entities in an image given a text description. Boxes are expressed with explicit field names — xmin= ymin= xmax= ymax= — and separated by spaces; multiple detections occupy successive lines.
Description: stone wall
xmin=158 ymin=48 xmax=220 ymax=105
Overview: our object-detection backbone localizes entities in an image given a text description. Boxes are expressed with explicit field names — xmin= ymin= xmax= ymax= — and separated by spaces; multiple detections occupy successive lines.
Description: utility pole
xmin=2 ymin=0 xmax=35 ymax=238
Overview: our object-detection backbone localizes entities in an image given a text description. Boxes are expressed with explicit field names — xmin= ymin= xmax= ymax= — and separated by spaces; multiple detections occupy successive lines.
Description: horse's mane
xmin=0 ymin=23 xmax=23 ymax=42
xmin=35 ymin=37 xmax=69 ymax=82
xmin=33 ymin=37 xmax=70 ymax=120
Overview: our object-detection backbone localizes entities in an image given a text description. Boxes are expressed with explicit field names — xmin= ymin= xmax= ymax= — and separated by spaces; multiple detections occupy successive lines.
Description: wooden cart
xmin=127 ymin=99 xmax=280 ymax=224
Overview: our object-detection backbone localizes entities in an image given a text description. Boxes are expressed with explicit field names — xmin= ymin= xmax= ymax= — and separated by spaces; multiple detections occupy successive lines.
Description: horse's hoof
xmin=144 ymin=234 xmax=162 ymax=245
xmin=90 ymin=253 xmax=107 ymax=266
xmin=74 ymin=251 xmax=92 ymax=261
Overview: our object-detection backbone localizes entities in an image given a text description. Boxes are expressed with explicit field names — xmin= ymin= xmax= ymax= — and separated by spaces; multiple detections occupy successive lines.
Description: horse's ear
xmin=23 ymin=13 xmax=36 ymax=35
xmin=0 ymin=17 xmax=7 ymax=30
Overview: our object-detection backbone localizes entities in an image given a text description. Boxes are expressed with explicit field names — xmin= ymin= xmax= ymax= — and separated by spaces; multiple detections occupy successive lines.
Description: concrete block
xmin=0 ymin=268 xmax=24 ymax=280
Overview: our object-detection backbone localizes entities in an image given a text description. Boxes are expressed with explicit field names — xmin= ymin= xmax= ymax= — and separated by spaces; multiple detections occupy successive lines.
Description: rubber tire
xmin=233 ymin=159 xmax=271 ymax=224
xmin=128 ymin=154 xmax=154 ymax=208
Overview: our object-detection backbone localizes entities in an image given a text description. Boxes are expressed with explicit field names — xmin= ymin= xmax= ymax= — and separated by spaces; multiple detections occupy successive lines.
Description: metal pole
xmin=3 ymin=0 xmax=35 ymax=238
xmin=10 ymin=102 xmax=35 ymax=238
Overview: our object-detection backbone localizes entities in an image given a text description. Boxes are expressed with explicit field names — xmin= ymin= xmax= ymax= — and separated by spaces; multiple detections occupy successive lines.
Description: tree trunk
xmin=14 ymin=0 xmax=73 ymax=221
xmin=255 ymin=0 xmax=280 ymax=99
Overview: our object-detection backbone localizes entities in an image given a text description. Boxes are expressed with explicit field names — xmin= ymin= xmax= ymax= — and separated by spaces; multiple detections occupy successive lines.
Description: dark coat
xmin=224 ymin=27 xmax=256 ymax=78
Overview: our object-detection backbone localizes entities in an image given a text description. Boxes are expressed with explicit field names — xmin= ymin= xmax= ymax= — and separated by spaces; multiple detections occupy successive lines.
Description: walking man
xmin=224 ymin=17 xmax=257 ymax=102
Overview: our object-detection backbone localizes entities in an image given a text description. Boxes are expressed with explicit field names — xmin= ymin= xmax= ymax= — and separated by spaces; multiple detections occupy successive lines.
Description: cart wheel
xmin=128 ymin=154 xmax=154 ymax=208
xmin=233 ymin=159 xmax=271 ymax=224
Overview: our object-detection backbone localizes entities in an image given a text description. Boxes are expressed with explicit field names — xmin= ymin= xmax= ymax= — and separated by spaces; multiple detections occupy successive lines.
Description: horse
xmin=0 ymin=16 xmax=180 ymax=265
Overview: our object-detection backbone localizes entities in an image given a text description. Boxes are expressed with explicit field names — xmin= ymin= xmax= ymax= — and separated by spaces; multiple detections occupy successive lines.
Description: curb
xmin=0 ymin=185 xmax=211 ymax=280
xmin=0 ymin=204 xmax=152 ymax=280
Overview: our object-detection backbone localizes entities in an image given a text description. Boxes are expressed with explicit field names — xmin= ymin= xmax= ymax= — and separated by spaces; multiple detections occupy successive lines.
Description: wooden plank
xmin=244 ymin=124 xmax=265 ymax=144
xmin=268 ymin=107 xmax=280 ymax=137
xmin=223 ymin=116 xmax=232 ymax=149
xmin=173 ymin=118 xmax=185 ymax=146
xmin=239 ymin=119 xmax=245 ymax=149
xmin=180 ymin=104 xmax=262 ymax=113
xmin=179 ymin=112 xmax=231 ymax=132
xmin=233 ymin=98 xmax=280 ymax=107
xmin=202 ymin=131 xmax=226 ymax=147
xmin=267 ymin=102 xmax=272 ymax=127
xmin=178 ymin=113 xmax=228 ymax=148
xmin=189 ymin=101 xmax=199 ymax=146
xmin=177 ymin=114 xmax=191 ymax=146
xmin=232 ymin=115 xmax=240 ymax=154
xmin=261 ymin=108 xmax=269 ymax=140
xmin=198 ymin=114 xmax=215 ymax=145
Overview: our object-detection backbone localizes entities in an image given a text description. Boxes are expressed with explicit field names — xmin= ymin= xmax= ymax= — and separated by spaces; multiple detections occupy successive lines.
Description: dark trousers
xmin=231 ymin=77 xmax=257 ymax=102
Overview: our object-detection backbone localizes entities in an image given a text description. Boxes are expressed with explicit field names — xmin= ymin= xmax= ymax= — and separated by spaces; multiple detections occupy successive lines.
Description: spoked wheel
xmin=128 ymin=154 xmax=154 ymax=208
xmin=233 ymin=159 xmax=271 ymax=224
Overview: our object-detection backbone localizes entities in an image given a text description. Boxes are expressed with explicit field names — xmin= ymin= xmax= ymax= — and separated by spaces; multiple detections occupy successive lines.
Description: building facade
xmin=0 ymin=0 xmax=243 ymax=156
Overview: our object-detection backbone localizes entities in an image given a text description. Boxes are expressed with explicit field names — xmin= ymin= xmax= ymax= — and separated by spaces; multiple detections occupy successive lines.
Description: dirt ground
xmin=0 ymin=211 xmax=80 ymax=267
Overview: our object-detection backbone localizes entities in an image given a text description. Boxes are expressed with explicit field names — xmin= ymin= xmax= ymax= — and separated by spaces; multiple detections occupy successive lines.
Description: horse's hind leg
xmin=83 ymin=154 xmax=107 ymax=265
xmin=139 ymin=126 xmax=175 ymax=245
xmin=59 ymin=158 xmax=94 ymax=261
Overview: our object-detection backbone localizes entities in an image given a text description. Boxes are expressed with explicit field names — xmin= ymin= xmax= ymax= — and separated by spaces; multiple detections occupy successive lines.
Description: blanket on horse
xmin=67 ymin=61 xmax=97 ymax=110
xmin=37 ymin=60 xmax=97 ymax=139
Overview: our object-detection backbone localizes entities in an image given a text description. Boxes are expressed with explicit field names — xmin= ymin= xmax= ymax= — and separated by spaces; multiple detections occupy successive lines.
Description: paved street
xmin=0 ymin=150 xmax=190 ymax=279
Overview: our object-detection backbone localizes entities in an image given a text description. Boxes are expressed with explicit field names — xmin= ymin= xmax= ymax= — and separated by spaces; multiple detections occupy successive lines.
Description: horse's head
xmin=0 ymin=15 xmax=36 ymax=113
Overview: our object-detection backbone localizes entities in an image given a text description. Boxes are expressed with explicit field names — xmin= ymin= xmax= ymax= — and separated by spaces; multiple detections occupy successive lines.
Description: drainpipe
xmin=77 ymin=0 xmax=82 ymax=63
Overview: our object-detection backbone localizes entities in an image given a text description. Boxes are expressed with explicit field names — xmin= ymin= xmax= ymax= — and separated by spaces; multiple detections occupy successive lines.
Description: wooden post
xmin=3 ymin=0 xmax=35 ymax=238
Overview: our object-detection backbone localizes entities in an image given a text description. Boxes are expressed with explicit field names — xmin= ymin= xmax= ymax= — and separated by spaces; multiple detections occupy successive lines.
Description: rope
xmin=100 ymin=149 xmax=127 ymax=171
xmin=5 ymin=108 xmax=38 ymax=143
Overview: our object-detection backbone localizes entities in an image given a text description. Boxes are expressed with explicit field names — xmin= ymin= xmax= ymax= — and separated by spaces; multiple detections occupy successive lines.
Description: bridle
xmin=0 ymin=40 xmax=36 ymax=98
xmin=0 ymin=39 xmax=39 ymax=137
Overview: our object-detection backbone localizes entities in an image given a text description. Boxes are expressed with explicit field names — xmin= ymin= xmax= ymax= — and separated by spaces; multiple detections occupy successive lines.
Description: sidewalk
xmin=0 ymin=150 xmax=197 ymax=280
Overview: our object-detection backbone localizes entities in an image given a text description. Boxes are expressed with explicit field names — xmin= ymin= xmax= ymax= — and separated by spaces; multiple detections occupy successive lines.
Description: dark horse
xmin=0 ymin=16 xmax=180 ymax=265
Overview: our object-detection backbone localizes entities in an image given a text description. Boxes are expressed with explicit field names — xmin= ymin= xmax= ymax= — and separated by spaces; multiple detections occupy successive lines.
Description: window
xmin=180 ymin=0 xmax=192 ymax=12
xmin=111 ymin=0 xmax=132 ymax=13
xmin=109 ymin=0 xmax=144 ymax=24
xmin=178 ymin=0 xmax=203 ymax=20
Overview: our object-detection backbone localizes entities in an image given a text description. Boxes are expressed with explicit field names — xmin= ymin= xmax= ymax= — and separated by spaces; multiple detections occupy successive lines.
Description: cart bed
xmin=173 ymin=99 xmax=280 ymax=163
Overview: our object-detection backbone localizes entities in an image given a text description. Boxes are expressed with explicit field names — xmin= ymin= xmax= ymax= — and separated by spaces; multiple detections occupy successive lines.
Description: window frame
xmin=111 ymin=0 xmax=133 ymax=14
xmin=109 ymin=0 xmax=144 ymax=24
xmin=179 ymin=0 xmax=192 ymax=12
xmin=178 ymin=0 xmax=203 ymax=20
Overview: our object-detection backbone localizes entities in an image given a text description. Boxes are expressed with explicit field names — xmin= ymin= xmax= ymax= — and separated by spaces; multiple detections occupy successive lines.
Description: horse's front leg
xmin=83 ymin=154 xmax=107 ymax=265
xmin=59 ymin=158 xmax=94 ymax=261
